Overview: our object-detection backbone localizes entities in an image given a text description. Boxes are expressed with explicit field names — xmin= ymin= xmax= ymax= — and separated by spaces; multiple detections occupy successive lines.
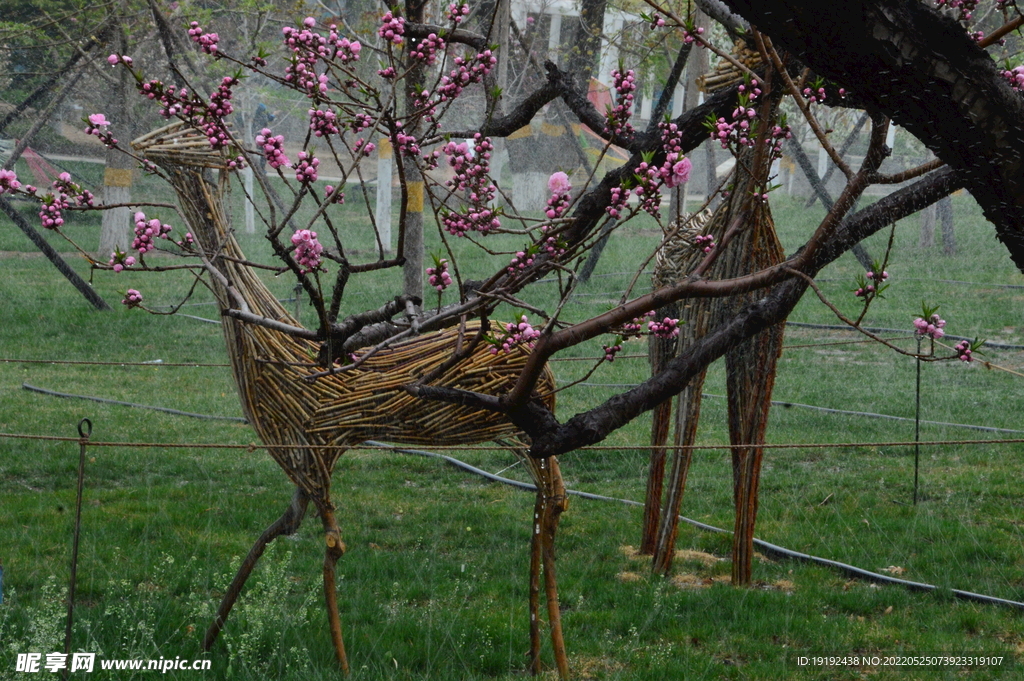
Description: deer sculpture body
xmin=134 ymin=124 xmax=570 ymax=677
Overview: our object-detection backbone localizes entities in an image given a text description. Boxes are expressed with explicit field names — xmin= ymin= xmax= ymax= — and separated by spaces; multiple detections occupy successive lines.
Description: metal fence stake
xmin=64 ymin=418 xmax=92 ymax=669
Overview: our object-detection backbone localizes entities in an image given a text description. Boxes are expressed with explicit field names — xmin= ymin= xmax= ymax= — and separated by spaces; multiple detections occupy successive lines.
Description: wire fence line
xmin=1 ymin=323 xmax=1019 ymax=369
xmin=3 ymin=424 xmax=1023 ymax=613
xmin=121 ymin=309 xmax=1024 ymax=348
xmin=567 ymin=386 xmax=1024 ymax=436
xmin=1 ymin=358 xmax=231 ymax=367
xmin=14 ymin=381 xmax=1024 ymax=444
xmin=785 ymin=322 xmax=1024 ymax=350
xmin=2 ymin=429 xmax=1022 ymax=452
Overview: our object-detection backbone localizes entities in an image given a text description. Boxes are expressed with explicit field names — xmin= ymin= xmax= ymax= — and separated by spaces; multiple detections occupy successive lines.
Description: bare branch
xmin=405 ymin=22 xmax=488 ymax=50
xmin=223 ymin=309 xmax=319 ymax=339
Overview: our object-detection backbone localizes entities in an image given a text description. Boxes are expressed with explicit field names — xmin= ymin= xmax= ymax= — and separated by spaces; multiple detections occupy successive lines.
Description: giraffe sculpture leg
xmin=641 ymin=90 xmax=784 ymax=579
xmin=641 ymin=302 xmax=682 ymax=555
xmin=641 ymin=400 xmax=672 ymax=555
xmin=203 ymin=487 xmax=309 ymax=651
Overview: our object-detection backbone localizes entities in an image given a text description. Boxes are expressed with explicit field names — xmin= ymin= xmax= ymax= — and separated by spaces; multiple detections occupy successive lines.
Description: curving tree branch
xmin=405 ymin=22 xmax=489 ymax=50
xmin=522 ymin=167 xmax=963 ymax=457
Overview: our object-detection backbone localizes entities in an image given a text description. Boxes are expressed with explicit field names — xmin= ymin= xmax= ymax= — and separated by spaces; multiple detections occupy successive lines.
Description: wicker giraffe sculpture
xmin=132 ymin=123 xmax=570 ymax=678
xmin=642 ymin=137 xmax=785 ymax=583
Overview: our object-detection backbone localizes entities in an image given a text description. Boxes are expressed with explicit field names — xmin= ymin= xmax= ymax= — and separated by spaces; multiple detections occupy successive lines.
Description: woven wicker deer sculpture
xmin=642 ymin=182 xmax=784 ymax=581
xmin=638 ymin=41 xmax=787 ymax=581
xmin=133 ymin=124 xmax=570 ymax=678
xmin=641 ymin=83 xmax=785 ymax=582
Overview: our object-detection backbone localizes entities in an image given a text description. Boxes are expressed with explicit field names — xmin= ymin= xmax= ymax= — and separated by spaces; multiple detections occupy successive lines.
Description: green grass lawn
xmin=1 ymin=173 xmax=1023 ymax=679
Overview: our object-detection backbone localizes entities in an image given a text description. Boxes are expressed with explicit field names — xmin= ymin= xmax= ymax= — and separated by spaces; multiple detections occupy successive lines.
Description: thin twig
xmin=786 ymin=267 xmax=949 ymax=362
xmin=762 ymin=36 xmax=853 ymax=180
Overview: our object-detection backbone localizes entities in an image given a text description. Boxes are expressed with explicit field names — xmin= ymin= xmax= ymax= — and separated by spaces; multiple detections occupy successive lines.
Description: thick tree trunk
xmin=566 ymin=0 xmax=607 ymax=92
xmin=97 ymin=38 xmax=136 ymax=259
xmin=669 ymin=8 xmax=709 ymax=219
xmin=721 ymin=0 xmax=1024 ymax=271
xmin=919 ymin=203 xmax=936 ymax=249
xmin=402 ymin=0 xmax=428 ymax=302
xmin=97 ymin=146 xmax=135 ymax=259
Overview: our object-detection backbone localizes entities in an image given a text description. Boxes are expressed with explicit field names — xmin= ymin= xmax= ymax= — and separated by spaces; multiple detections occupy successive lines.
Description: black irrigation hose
xmin=21 ymin=385 xmax=1024 ymax=611
xmin=371 ymin=441 xmax=1024 ymax=612
xmin=22 ymin=383 xmax=248 ymax=423
xmin=786 ymin=322 xmax=1024 ymax=350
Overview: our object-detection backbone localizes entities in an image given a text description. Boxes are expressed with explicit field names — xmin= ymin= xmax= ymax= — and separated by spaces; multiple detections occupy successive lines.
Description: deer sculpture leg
xmin=725 ymin=322 xmax=783 ymax=584
xmin=527 ymin=491 xmax=543 ymax=675
xmin=318 ymin=500 xmax=350 ymax=673
xmin=640 ymin=301 xmax=682 ymax=556
xmin=651 ymin=373 xmax=705 ymax=575
xmin=203 ymin=487 xmax=309 ymax=651
xmin=539 ymin=456 xmax=569 ymax=680
xmin=514 ymin=446 xmax=569 ymax=679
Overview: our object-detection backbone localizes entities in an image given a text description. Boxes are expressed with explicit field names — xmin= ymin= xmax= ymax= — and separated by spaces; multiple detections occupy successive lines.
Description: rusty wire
xmin=0 ymin=430 xmax=1021 ymax=451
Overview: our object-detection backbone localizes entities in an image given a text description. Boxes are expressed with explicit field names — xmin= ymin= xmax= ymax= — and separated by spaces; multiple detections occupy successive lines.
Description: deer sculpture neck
xmin=170 ymin=165 xmax=293 ymax=322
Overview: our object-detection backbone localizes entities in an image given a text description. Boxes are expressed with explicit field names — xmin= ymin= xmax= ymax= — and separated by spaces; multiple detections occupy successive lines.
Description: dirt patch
xmin=670 ymin=573 xmax=730 ymax=589
xmin=671 ymin=573 xmax=796 ymax=592
xmin=619 ymin=545 xmax=642 ymax=560
xmin=674 ymin=549 xmax=724 ymax=567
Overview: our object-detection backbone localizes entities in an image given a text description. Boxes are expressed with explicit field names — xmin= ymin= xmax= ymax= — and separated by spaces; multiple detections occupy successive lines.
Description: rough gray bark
xmin=919 ymin=203 xmax=936 ymax=248
xmin=402 ymin=0 xmax=429 ymax=302
xmin=565 ymin=0 xmax=607 ymax=92
xmin=97 ymin=42 xmax=136 ymax=260
xmin=720 ymin=0 xmax=1024 ymax=271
